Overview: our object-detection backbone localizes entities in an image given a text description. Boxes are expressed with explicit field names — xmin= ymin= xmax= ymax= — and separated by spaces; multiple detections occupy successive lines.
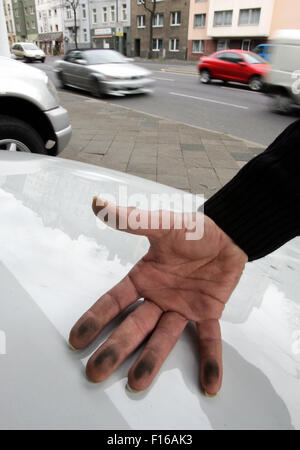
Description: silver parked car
xmin=54 ymin=49 xmax=154 ymax=97
xmin=0 ymin=56 xmax=71 ymax=155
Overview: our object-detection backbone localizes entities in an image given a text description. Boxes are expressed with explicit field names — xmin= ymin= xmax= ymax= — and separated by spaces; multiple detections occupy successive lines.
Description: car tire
xmin=41 ymin=57 xmax=45 ymax=63
xmin=0 ymin=115 xmax=46 ymax=154
xmin=200 ymin=69 xmax=211 ymax=84
xmin=270 ymin=94 xmax=293 ymax=114
xmin=90 ymin=78 xmax=105 ymax=98
xmin=249 ymin=75 xmax=263 ymax=91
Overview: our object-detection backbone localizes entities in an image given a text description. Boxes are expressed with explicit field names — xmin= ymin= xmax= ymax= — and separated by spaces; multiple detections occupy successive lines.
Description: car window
xmin=215 ymin=52 xmax=244 ymax=63
xmin=243 ymin=52 xmax=267 ymax=64
xmin=22 ymin=43 xmax=39 ymax=50
xmin=84 ymin=50 xmax=126 ymax=65
xmin=65 ymin=51 xmax=84 ymax=63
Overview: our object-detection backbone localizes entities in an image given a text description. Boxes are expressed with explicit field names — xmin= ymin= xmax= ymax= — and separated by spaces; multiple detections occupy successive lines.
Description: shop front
xmin=36 ymin=32 xmax=64 ymax=55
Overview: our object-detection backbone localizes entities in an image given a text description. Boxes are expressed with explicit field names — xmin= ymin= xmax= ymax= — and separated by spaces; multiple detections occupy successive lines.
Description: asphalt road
xmin=40 ymin=58 xmax=299 ymax=146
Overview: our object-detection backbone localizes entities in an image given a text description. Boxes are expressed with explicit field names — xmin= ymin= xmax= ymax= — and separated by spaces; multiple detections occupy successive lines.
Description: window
xmin=137 ymin=15 xmax=145 ymax=28
xmin=16 ymin=23 xmax=21 ymax=32
xmin=48 ymin=9 xmax=51 ymax=17
xmin=83 ymin=28 xmax=87 ymax=41
xmin=30 ymin=6 xmax=34 ymax=14
xmin=40 ymin=26 xmax=43 ymax=32
xmin=66 ymin=5 xmax=72 ymax=19
xmin=194 ymin=13 xmax=206 ymax=28
xmin=82 ymin=4 xmax=86 ymax=19
xmin=102 ymin=7 xmax=107 ymax=23
xmin=152 ymin=38 xmax=163 ymax=51
xmin=50 ymin=24 xmax=53 ymax=31
xmin=15 ymin=9 xmax=19 ymax=18
xmin=216 ymin=39 xmax=230 ymax=51
xmin=6 ymin=21 xmax=10 ymax=33
xmin=122 ymin=3 xmax=127 ymax=21
xmin=169 ymin=38 xmax=179 ymax=52
xmin=39 ymin=11 xmax=41 ymax=19
xmin=55 ymin=24 xmax=58 ymax=31
xmin=192 ymin=40 xmax=204 ymax=53
xmin=239 ymin=8 xmax=261 ymax=25
xmin=214 ymin=10 xmax=233 ymax=26
xmin=54 ymin=8 xmax=57 ymax=16
xmin=153 ymin=13 xmax=163 ymax=27
xmin=242 ymin=39 xmax=251 ymax=51
xmin=170 ymin=11 xmax=181 ymax=26
xmin=92 ymin=8 xmax=97 ymax=24
xmin=110 ymin=5 xmax=115 ymax=22
xmin=24 ymin=7 xmax=28 ymax=14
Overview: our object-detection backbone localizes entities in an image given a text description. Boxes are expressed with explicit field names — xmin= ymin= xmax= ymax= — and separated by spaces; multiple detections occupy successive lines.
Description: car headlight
xmin=46 ymin=75 xmax=60 ymax=103
xmin=103 ymin=75 xmax=120 ymax=81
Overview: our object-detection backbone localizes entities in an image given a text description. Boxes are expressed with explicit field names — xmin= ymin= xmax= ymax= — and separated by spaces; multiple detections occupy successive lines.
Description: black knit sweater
xmin=202 ymin=120 xmax=300 ymax=261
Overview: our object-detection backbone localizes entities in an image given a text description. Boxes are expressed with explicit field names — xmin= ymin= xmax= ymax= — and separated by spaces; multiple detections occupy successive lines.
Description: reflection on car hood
xmin=89 ymin=63 xmax=151 ymax=78
xmin=0 ymin=151 xmax=300 ymax=430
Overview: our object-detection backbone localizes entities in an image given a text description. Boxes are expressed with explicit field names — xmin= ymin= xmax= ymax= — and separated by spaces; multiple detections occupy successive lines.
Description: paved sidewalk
xmin=59 ymin=90 xmax=265 ymax=199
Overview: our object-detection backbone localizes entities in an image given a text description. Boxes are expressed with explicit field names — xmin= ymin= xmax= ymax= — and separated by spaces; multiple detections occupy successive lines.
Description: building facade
xmin=131 ymin=0 xmax=190 ymax=60
xmin=35 ymin=0 xmax=64 ymax=54
xmin=63 ymin=0 xmax=91 ymax=51
xmin=12 ymin=0 xmax=38 ymax=42
xmin=187 ymin=0 xmax=300 ymax=60
xmin=89 ymin=0 xmax=130 ymax=55
xmin=3 ymin=0 xmax=16 ymax=47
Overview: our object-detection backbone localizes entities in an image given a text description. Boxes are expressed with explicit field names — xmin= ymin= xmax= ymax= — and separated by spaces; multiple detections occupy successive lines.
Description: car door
xmin=216 ymin=52 xmax=246 ymax=82
xmin=60 ymin=51 xmax=80 ymax=86
xmin=71 ymin=52 xmax=90 ymax=90
xmin=211 ymin=52 xmax=229 ymax=78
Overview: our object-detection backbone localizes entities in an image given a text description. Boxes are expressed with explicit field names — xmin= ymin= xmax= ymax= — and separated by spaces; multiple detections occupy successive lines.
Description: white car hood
xmin=0 ymin=151 xmax=300 ymax=430
xmin=89 ymin=63 xmax=151 ymax=78
xmin=0 ymin=56 xmax=46 ymax=81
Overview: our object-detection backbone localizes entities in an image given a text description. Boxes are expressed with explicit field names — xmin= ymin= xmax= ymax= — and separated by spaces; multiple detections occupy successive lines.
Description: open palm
xmin=69 ymin=198 xmax=247 ymax=396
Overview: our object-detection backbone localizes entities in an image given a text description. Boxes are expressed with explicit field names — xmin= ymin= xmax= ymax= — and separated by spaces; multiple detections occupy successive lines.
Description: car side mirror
xmin=238 ymin=61 xmax=247 ymax=66
xmin=75 ymin=59 xmax=87 ymax=65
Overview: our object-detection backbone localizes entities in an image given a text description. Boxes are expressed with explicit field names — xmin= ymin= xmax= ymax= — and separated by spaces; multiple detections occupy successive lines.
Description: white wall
xmin=207 ymin=0 xmax=275 ymax=37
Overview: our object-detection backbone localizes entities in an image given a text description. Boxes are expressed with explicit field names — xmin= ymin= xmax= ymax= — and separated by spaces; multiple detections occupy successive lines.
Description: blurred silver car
xmin=54 ymin=49 xmax=154 ymax=97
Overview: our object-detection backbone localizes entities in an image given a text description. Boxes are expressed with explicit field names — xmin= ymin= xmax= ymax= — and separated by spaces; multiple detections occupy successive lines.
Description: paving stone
xmin=231 ymin=152 xmax=256 ymax=162
xmin=83 ymin=140 xmax=111 ymax=155
xmin=181 ymin=144 xmax=205 ymax=152
xmin=157 ymin=174 xmax=190 ymax=190
xmin=127 ymin=161 xmax=157 ymax=174
xmin=209 ymin=156 xmax=240 ymax=169
xmin=215 ymin=168 xmax=239 ymax=185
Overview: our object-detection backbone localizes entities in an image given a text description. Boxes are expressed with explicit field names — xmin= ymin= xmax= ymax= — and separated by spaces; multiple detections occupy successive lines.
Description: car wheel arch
xmin=0 ymin=96 xmax=57 ymax=154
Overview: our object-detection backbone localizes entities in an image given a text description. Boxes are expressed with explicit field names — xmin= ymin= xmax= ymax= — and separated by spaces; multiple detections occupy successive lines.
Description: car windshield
xmin=84 ymin=50 xmax=126 ymax=65
xmin=22 ymin=43 xmax=39 ymax=50
xmin=243 ymin=52 xmax=267 ymax=64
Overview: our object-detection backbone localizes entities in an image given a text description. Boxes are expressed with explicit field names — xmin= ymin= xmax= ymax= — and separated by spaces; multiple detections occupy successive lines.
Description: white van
xmin=265 ymin=29 xmax=300 ymax=113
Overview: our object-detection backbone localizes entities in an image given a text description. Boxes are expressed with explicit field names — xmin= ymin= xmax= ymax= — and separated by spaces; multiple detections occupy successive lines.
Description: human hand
xmin=69 ymin=198 xmax=247 ymax=396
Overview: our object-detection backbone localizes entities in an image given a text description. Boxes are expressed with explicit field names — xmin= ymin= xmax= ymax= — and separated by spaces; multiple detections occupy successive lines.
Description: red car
xmin=198 ymin=49 xmax=269 ymax=91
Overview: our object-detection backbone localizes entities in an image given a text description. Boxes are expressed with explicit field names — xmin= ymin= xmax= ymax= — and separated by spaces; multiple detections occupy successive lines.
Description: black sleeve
xmin=201 ymin=120 xmax=300 ymax=261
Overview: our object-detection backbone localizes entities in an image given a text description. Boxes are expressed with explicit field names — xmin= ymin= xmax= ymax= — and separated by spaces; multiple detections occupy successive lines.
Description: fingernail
xmin=68 ymin=340 xmax=77 ymax=351
xmin=126 ymin=383 xmax=141 ymax=394
xmin=203 ymin=358 xmax=219 ymax=385
xmin=204 ymin=391 xmax=217 ymax=398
